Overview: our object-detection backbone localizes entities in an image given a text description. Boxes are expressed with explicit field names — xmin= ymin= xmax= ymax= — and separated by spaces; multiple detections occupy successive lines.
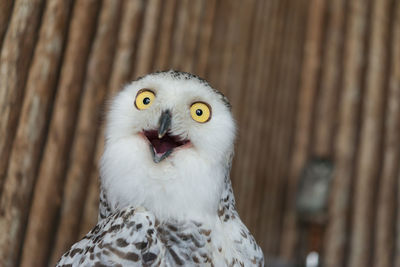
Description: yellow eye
xmin=190 ymin=102 xmax=211 ymax=123
xmin=135 ymin=89 xmax=155 ymax=110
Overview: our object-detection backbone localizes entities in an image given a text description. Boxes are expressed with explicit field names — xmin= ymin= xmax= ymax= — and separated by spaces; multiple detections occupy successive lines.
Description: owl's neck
xmin=100 ymin=134 xmax=237 ymax=224
xmin=100 ymin=139 xmax=230 ymax=223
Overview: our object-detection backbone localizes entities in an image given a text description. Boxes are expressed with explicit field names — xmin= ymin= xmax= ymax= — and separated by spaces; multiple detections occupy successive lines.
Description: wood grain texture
xmin=49 ymin=1 xmax=123 ymax=264
xmin=280 ymin=0 xmax=325 ymax=260
xmin=323 ymin=0 xmax=369 ymax=266
xmin=0 ymin=0 xmax=14 ymax=50
xmin=132 ymin=0 xmax=162 ymax=78
xmin=348 ymin=0 xmax=390 ymax=266
xmin=375 ymin=1 xmax=400 ymax=267
xmin=0 ymin=0 xmax=398 ymax=265
xmin=0 ymin=0 xmax=44 ymax=201
xmin=312 ymin=0 xmax=345 ymax=157
xmin=0 ymin=0 xmax=73 ymax=262
xmin=153 ymin=0 xmax=177 ymax=70
xmin=393 ymin=3 xmax=400 ymax=267
xmin=18 ymin=0 xmax=102 ymax=265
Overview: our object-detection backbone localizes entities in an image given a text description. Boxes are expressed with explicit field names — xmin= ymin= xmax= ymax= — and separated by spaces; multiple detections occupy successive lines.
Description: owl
xmin=57 ymin=70 xmax=264 ymax=266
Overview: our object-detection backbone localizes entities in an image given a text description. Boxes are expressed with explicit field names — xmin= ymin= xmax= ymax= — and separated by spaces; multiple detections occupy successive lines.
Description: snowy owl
xmin=57 ymin=70 xmax=264 ymax=266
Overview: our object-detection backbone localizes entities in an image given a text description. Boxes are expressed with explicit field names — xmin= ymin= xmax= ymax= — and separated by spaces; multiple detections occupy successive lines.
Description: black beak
xmin=158 ymin=110 xmax=171 ymax=139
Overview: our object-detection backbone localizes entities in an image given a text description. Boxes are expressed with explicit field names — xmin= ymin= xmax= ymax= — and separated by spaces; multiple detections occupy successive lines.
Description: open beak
xmin=143 ymin=110 xmax=190 ymax=163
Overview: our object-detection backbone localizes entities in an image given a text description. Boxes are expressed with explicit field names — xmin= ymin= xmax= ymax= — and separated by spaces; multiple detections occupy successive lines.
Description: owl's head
xmin=101 ymin=71 xmax=236 ymax=220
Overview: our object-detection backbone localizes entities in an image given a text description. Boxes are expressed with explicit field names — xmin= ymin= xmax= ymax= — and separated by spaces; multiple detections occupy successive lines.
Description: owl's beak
xmin=158 ymin=110 xmax=171 ymax=139
xmin=142 ymin=110 xmax=189 ymax=163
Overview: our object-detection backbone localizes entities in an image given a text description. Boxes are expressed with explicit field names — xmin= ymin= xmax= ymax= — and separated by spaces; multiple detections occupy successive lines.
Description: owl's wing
xmin=218 ymin=179 xmax=264 ymax=266
xmin=56 ymin=207 xmax=163 ymax=267
xmin=217 ymin=152 xmax=265 ymax=266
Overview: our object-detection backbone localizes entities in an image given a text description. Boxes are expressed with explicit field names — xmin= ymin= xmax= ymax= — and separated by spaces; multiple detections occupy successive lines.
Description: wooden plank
xmin=322 ymin=0 xmax=369 ymax=266
xmin=280 ymin=0 xmax=325 ymax=260
xmin=0 ymin=0 xmax=44 ymax=199
xmin=194 ymin=0 xmax=217 ymax=77
xmin=206 ymin=0 xmax=256 ymax=110
xmin=312 ymin=0 xmax=346 ymax=157
xmin=169 ymin=0 xmax=189 ymax=69
xmin=0 ymin=0 xmax=14 ymax=49
xmin=348 ymin=0 xmax=390 ymax=265
xmin=252 ymin=0 xmax=284 ymax=253
xmin=108 ymin=0 xmax=144 ymax=93
xmin=16 ymin=0 xmax=102 ymax=265
xmin=243 ymin=0 xmax=279 ymax=240
xmin=132 ymin=0 xmax=162 ymax=78
xmin=373 ymin=3 xmax=400 ymax=265
xmin=260 ymin=0 xmax=307 ymax=255
xmin=373 ymin=1 xmax=400 ymax=267
xmin=179 ymin=0 xmax=203 ymax=72
xmin=0 ymin=1 xmax=71 ymax=266
xmin=394 ymin=4 xmax=400 ymax=267
xmin=204 ymin=0 xmax=234 ymax=91
xmin=153 ymin=0 xmax=177 ymax=70
xmin=233 ymin=0 xmax=270 ymax=226
xmin=48 ymin=0 xmax=123 ymax=264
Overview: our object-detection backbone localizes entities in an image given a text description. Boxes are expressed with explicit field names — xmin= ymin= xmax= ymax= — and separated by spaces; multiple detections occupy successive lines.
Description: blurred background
xmin=0 ymin=0 xmax=399 ymax=266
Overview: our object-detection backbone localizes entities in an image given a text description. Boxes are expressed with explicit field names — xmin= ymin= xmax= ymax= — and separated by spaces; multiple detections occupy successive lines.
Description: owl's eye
xmin=190 ymin=102 xmax=211 ymax=123
xmin=135 ymin=89 xmax=155 ymax=110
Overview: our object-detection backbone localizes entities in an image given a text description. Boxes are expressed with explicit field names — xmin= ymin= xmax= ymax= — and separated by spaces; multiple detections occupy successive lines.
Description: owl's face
xmin=101 ymin=71 xmax=236 ymax=219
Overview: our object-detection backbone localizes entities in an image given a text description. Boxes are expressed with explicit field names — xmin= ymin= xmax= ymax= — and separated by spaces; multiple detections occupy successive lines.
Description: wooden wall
xmin=0 ymin=0 xmax=399 ymax=266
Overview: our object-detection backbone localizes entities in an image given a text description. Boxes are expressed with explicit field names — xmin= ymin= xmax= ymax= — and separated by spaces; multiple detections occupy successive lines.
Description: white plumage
xmin=57 ymin=70 xmax=264 ymax=266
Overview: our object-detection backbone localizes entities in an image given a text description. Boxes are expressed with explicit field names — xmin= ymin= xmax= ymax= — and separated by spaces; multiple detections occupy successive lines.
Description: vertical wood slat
xmin=232 ymin=0 xmax=265 ymax=222
xmin=0 ymin=1 xmax=71 ymax=266
xmin=169 ymin=0 xmax=206 ymax=73
xmin=373 ymin=2 xmax=400 ymax=265
xmin=0 ymin=0 xmax=44 ymax=198
xmin=132 ymin=0 xmax=162 ymax=78
xmin=169 ymin=0 xmax=190 ymax=69
xmin=206 ymin=0 xmax=252 ymax=107
xmin=179 ymin=0 xmax=203 ymax=72
xmin=348 ymin=0 xmax=390 ymax=266
xmin=374 ymin=1 xmax=400 ymax=267
xmin=393 ymin=3 xmax=400 ymax=267
xmin=323 ymin=0 xmax=369 ymax=266
xmin=280 ymin=0 xmax=325 ymax=260
xmin=204 ymin=0 xmax=234 ymax=93
xmin=243 ymin=0 xmax=278 ymax=236
xmin=153 ymin=0 xmax=177 ymax=70
xmin=194 ymin=0 xmax=217 ymax=77
xmin=260 ymin=0 xmax=306 ymax=254
xmin=0 ymin=0 xmax=14 ymax=49
xmin=250 ymin=0 xmax=283 ymax=252
xmin=312 ymin=0 xmax=346 ymax=157
xmin=17 ymin=0 xmax=102 ymax=266
xmin=49 ymin=1 xmax=123 ymax=264
xmin=78 ymin=0 xmax=147 ymax=237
